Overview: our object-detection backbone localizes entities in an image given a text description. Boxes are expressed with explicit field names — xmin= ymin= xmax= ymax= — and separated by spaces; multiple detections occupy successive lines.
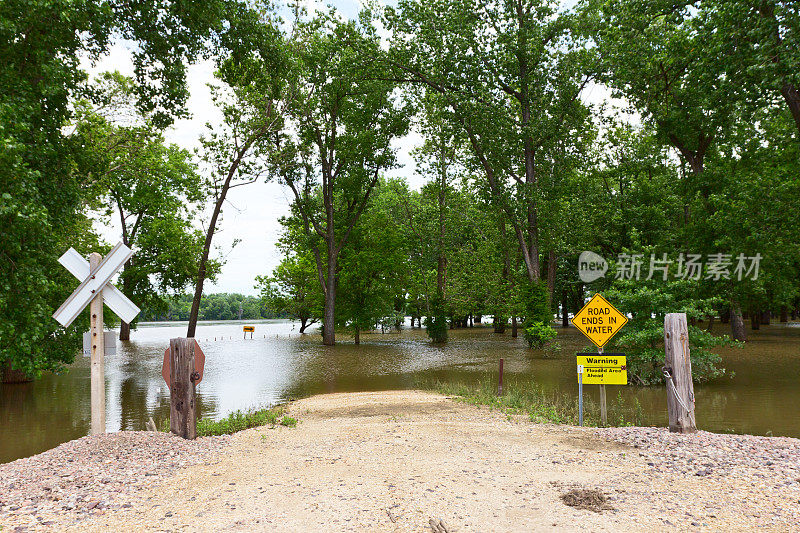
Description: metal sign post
xmin=577 ymin=365 xmax=584 ymax=426
xmin=572 ymin=293 xmax=629 ymax=427
xmin=53 ymin=243 xmax=140 ymax=435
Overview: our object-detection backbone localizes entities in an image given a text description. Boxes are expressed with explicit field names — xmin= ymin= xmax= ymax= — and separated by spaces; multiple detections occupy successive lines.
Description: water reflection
xmin=1 ymin=319 xmax=799 ymax=463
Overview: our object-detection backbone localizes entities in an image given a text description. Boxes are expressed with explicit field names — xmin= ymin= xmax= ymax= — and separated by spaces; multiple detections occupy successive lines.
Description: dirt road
xmin=64 ymin=390 xmax=797 ymax=532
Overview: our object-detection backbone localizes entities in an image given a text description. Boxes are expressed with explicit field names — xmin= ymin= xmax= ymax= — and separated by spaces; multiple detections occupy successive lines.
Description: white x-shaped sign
xmin=52 ymin=242 xmax=140 ymax=327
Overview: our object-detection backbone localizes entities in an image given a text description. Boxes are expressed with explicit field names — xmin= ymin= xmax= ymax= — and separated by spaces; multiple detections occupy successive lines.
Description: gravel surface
xmin=596 ymin=426 xmax=800 ymax=489
xmin=1 ymin=392 xmax=799 ymax=532
xmin=0 ymin=431 xmax=229 ymax=531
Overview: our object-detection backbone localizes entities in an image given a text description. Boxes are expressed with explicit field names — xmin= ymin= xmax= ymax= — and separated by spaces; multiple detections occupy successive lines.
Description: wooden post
xmin=169 ymin=337 xmax=197 ymax=439
xmin=89 ymin=252 xmax=106 ymax=435
xmin=498 ymin=358 xmax=504 ymax=396
xmin=599 ymin=385 xmax=607 ymax=426
xmin=598 ymin=346 xmax=607 ymax=426
xmin=664 ymin=313 xmax=696 ymax=433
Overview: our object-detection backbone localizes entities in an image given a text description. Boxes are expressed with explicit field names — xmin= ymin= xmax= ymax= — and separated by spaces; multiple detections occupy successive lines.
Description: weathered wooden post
xmin=497 ymin=358 xmax=504 ymax=396
xmin=89 ymin=252 xmax=106 ymax=435
xmin=664 ymin=313 xmax=696 ymax=433
xmin=169 ymin=338 xmax=198 ymax=439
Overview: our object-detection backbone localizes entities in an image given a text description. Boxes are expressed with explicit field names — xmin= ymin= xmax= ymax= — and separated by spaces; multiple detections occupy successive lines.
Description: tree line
xmin=140 ymin=293 xmax=277 ymax=322
xmin=2 ymin=0 xmax=798 ymax=384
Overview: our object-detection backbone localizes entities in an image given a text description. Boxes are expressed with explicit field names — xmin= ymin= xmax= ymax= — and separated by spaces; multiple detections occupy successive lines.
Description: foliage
xmin=193 ymin=406 xmax=296 ymax=437
xmin=264 ymin=9 xmax=412 ymax=345
xmin=0 ymin=0 xmax=237 ymax=378
xmin=141 ymin=293 xmax=273 ymax=322
xmin=72 ymin=72 xmax=213 ymax=334
xmin=256 ymin=253 xmax=322 ymax=333
xmin=523 ymin=322 xmax=558 ymax=349
xmin=425 ymin=296 xmax=449 ymax=344
xmin=604 ymin=280 xmax=736 ymax=385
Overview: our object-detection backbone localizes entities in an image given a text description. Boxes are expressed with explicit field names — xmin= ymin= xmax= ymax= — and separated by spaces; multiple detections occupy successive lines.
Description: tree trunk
xmin=322 ymin=254 xmax=337 ymax=346
xmin=780 ymin=82 xmax=800 ymax=135
xmin=719 ymin=309 xmax=730 ymax=324
xmin=751 ymin=312 xmax=760 ymax=330
xmin=730 ymin=303 xmax=746 ymax=342
xmin=761 ymin=310 xmax=771 ymax=325
xmin=493 ymin=315 xmax=505 ymax=334
xmin=354 ymin=329 xmax=360 ymax=345
xmin=511 ymin=316 xmax=518 ymax=338
xmin=779 ymin=306 xmax=788 ymax=323
xmin=1 ymin=360 xmax=32 ymax=383
xmin=706 ymin=314 xmax=714 ymax=333
xmin=119 ymin=321 xmax=131 ymax=342
xmin=561 ymin=289 xmax=569 ymax=328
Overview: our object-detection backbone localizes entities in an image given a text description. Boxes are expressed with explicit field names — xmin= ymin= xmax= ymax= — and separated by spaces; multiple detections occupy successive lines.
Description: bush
xmin=425 ymin=295 xmax=448 ymax=343
xmin=523 ymin=321 xmax=558 ymax=348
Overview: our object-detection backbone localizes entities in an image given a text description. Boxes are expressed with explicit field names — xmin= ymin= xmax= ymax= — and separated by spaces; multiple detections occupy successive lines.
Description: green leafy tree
xmin=256 ymin=253 xmax=322 ymax=333
xmin=0 ymin=0 xmax=234 ymax=380
xmin=73 ymin=72 xmax=211 ymax=340
xmin=271 ymin=11 xmax=411 ymax=345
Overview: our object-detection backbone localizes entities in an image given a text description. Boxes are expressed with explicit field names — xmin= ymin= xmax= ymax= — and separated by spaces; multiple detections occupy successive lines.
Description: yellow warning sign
xmin=577 ymin=354 xmax=627 ymax=385
xmin=571 ymin=293 xmax=628 ymax=348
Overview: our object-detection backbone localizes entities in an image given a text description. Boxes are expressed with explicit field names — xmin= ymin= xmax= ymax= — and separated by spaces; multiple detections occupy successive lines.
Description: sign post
xmin=577 ymin=365 xmax=584 ymax=426
xmin=243 ymin=325 xmax=255 ymax=339
xmin=571 ymin=293 xmax=628 ymax=426
xmin=53 ymin=243 xmax=140 ymax=435
xmin=89 ymin=253 xmax=105 ymax=435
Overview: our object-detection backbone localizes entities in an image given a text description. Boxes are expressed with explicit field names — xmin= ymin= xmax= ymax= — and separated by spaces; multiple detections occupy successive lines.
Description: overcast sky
xmin=85 ymin=0 xmax=613 ymax=296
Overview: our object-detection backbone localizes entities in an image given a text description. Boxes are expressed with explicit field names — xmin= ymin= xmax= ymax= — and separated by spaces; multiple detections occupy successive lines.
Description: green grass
xmin=421 ymin=375 xmax=644 ymax=428
xmin=160 ymin=406 xmax=298 ymax=436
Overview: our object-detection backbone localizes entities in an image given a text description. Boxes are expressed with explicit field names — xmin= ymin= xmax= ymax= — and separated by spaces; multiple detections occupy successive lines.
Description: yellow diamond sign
xmin=571 ymin=293 xmax=628 ymax=348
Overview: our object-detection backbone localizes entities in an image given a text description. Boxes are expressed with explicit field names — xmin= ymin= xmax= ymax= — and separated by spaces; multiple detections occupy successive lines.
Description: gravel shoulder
xmin=2 ymin=390 xmax=799 ymax=532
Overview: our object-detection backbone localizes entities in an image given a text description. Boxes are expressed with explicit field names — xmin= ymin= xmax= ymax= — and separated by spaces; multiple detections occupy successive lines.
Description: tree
xmin=386 ymin=0 xmax=594 ymax=312
xmin=0 ymin=0 xmax=234 ymax=380
xmin=73 ymin=72 xmax=209 ymax=340
xmin=256 ymin=253 xmax=322 ymax=333
xmin=186 ymin=4 xmax=289 ymax=338
xmin=271 ymin=12 xmax=411 ymax=345
xmin=702 ymin=1 xmax=800 ymax=136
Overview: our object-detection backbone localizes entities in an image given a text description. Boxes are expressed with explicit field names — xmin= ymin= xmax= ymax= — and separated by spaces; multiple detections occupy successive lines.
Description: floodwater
xmin=1 ymin=319 xmax=799 ymax=463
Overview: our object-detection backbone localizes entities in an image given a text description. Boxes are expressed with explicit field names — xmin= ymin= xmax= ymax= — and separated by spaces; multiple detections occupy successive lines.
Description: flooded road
xmin=1 ymin=319 xmax=799 ymax=463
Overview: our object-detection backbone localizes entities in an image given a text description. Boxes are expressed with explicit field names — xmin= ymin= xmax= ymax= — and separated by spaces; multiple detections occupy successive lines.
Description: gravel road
xmin=1 ymin=390 xmax=798 ymax=532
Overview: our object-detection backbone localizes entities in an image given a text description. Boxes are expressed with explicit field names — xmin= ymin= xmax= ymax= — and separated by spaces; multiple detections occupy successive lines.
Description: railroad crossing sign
xmin=577 ymin=354 xmax=627 ymax=385
xmin=52 ymin=242 xmax=140 ymax=436
xmin=571 ymin=293 xmax=628 ymax=348
xmin=53 ymin=242 xmax=140 ymax=326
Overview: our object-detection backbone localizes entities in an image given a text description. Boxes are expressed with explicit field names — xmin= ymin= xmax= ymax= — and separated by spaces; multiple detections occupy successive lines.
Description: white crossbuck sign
xmin=52 ymin=242 xmax=140 ymax=327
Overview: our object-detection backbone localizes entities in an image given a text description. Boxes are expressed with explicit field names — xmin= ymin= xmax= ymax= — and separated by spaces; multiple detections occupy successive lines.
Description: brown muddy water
xmin=1 ymin=319 xmax=799 ymax=463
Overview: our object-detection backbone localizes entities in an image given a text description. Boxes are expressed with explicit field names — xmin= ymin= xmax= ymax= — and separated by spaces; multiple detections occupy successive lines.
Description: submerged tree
xmin=270 ymin=11 xmax=411 ymax=346
xmin=74 ymin=72 xmax=208 ymax=340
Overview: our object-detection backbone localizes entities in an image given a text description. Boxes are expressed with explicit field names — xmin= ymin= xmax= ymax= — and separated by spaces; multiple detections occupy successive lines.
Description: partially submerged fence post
xmin=663 ymin=313 xmax=696 ymax=433
xmin=169 ymin=337 xmax=198 ymax=439
xmin=497 ymin=358 xmax=504 ymax=396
